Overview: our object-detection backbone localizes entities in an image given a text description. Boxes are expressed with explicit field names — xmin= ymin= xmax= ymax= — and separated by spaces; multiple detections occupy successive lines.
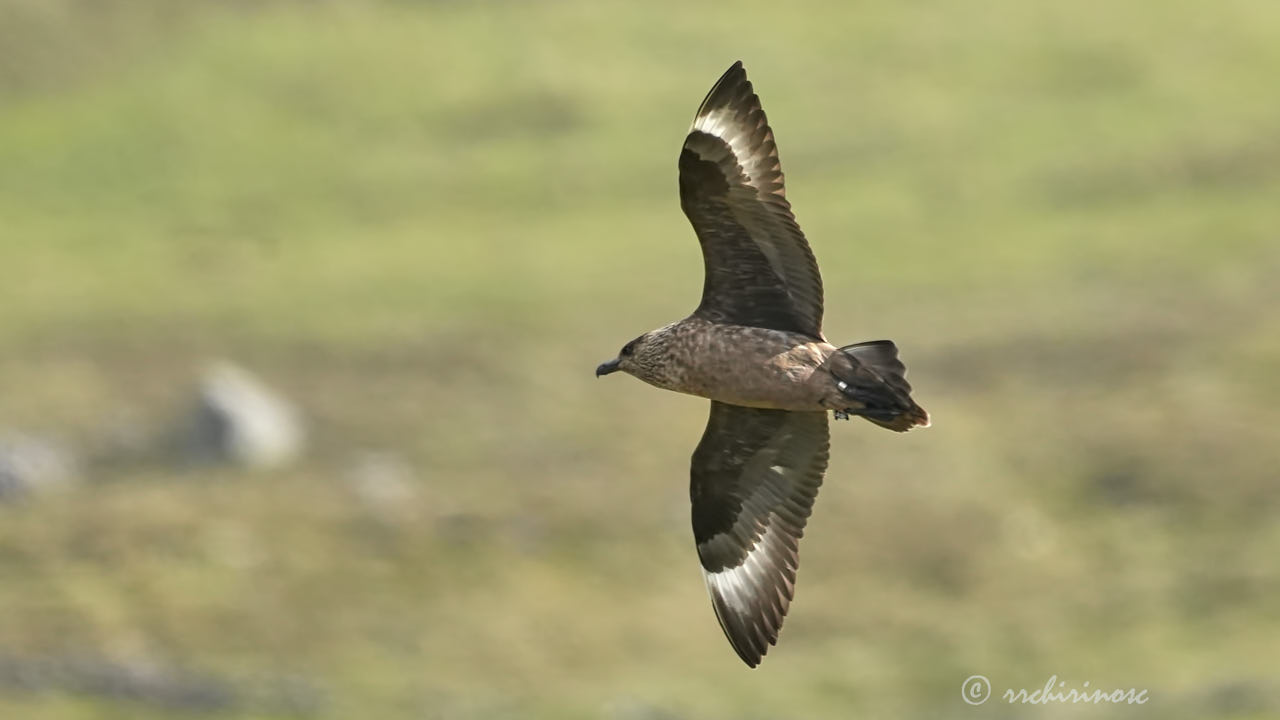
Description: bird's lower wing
xmin=689 ymin=401 xmax=830 ymax=667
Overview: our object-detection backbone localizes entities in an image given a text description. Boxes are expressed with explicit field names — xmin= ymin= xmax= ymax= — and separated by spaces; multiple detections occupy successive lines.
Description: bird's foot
xmin=832 ymin=409 xmax=851 ymax=421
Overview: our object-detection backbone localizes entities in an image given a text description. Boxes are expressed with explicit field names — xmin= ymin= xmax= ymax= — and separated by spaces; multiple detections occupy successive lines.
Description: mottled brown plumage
xmin=596 ymin=61 xmax=929 ymax=667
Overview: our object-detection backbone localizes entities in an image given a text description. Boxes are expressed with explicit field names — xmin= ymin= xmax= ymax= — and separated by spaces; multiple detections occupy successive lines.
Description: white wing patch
xmin=692 ymin=109 xmax=752 ymax=173
xmin=700 ymin=518 xmax=796 ymax=631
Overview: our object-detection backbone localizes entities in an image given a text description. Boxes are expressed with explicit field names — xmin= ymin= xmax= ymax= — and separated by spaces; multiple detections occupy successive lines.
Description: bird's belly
xmin=674 ymin=341 xmax=829 ymax=412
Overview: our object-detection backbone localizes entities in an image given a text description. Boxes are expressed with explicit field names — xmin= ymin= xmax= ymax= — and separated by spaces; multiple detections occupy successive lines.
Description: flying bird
xmin=596 ymin=61 xmax=929 ymax=667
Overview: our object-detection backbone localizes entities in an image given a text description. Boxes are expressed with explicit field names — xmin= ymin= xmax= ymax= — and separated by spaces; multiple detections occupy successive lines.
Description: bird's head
xmin=596 ymin=329 xmax=672 ymax=385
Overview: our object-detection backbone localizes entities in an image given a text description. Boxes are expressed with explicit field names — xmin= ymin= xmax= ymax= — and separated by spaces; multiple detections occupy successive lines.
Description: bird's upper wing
xmin=690 ymin=401 xmax=830 ymax=667
xmin=679 ymin=61 xmax=825 ymax=339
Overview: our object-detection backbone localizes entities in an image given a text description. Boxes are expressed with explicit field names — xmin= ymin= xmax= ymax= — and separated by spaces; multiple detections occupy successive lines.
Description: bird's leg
xmin=832 ymin=409 xmax=851 ymax=421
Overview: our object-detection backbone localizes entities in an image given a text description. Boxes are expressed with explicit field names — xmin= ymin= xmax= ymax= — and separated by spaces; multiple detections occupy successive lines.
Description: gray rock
xmin=0 ymin=432 xmax=78 ymax=501
xmin=186 ymin=362 xmax=304 ymax=470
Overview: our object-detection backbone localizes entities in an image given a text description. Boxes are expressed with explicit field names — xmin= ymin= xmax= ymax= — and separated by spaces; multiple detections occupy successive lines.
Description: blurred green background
xmin=1 ymin=0 xmax=1278 ymax=718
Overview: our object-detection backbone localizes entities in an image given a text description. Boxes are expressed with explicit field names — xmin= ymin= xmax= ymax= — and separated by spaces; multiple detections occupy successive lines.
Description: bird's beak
xmin=596 ymin=358 xmax=621 ymax=377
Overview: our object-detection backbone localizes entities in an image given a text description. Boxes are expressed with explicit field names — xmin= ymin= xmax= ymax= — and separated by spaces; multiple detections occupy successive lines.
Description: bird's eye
xmin=621 ymin=340 xmax=637 ymax=357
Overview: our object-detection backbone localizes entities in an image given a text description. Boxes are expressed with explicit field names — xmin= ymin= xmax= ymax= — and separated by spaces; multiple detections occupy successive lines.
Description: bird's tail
xmin=830 ymin=340 xmax=930 ymax=432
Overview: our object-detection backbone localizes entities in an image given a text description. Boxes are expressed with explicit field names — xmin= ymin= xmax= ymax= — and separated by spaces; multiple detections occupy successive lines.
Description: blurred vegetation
xmin=0 ymin=0 xmax=1278 ymax=718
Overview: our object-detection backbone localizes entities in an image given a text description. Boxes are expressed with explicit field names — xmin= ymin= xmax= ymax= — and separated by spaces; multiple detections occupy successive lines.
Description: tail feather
xmin=831 ymin=340 xmax=930 ymax=432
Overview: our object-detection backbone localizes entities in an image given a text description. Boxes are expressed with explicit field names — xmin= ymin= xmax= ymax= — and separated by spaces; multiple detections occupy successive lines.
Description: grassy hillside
xmin=0 ymin=0 xmax=1277 ymax=718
